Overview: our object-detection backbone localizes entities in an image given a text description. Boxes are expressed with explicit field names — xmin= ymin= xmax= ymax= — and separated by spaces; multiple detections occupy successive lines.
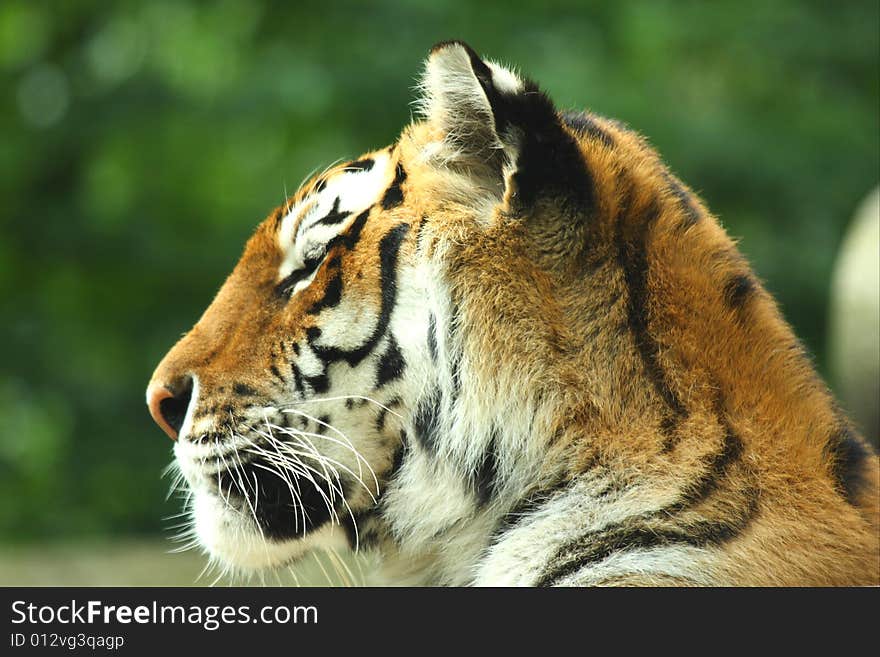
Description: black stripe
xmin=374 ymin=397 xmax=401 ymax=433
xmin=232 ymin=383 xmax=257 ymax=397
xmin=303 ymin=371 xmax=329 ymax=394
xmin=723 ymin=273 xmax=756 ymax=313
xmin=535 ymin=422 xmax=753 ymax=587
xmin=561 ymin=110 xmax=614 ymax=148
xmin=662 ymin=172 xmax=701 ymax=229
xmin=415 ymin=214 xmax=430 ymax=248
xmin=271 ymin=204 xmax=287 ymax=230
xmin=298 ymin=223 xmax=411 ymax=405
xmin=824 ymin=425 xmax=873 ymax=505
xmin=534 ymin=496 xmax=758 ymax=587
xmin=450 ymin=353 xmax=462 ymax=401
xmin=381 ymin=164 xmax=407 ymax=209
xmin=390 ymin=433 xmax=408 ymax=479
xmin=269 ymin=364 xmax=285 ymax=383
xmin=374 ymin=408 xmax=386 ymax=431
xmin=289 ymin=362 xmax=304 ymax=395
xmin=413 ymin=388 xmax=442 ymax=454
xmin=342 ymin=510 xmax=377 ymax=550
xmin=346 ymin=157 xmax=375 ymax=172
xmin=306 ymin=269 xmax=342 ymax=315
xmin=315 ymin=414 xmax=332 ymax=435
xmin=667 ymin=422 xmax=744 ymax=512
xmin=315 ymin=196 xmax=352 ymax=226
xmin=342 ymin=435 xmax=408 ymax=551
xmin=324 ymin=206 xmax=371 ymax=253
xmin=375 ymin=336 xmax=406 ymax=388
xmin=308 ymin=223 xmax=411 ymax=369
xmin=615 ymin=196 xmax=689 ymax=437
xmin=536 ymin=486 xmax=759 ymax=587
xmin=474 ymin=430 xmax=499 ymax=507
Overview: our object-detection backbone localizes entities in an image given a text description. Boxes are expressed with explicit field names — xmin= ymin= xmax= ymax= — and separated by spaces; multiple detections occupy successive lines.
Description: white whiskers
xmin=163 ymin=398 xmax=388 ymax=586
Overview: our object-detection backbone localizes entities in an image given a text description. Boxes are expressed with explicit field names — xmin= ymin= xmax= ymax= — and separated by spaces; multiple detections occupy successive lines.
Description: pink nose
xmin=146 ymin=379 xmax=193 ymax=440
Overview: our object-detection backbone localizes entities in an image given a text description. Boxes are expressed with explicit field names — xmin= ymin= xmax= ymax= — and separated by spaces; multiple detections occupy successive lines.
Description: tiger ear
xmin=416 ymin=41 xmax=590 ymax=223
xmin=416 ymin=41 xmax=526 ymax=174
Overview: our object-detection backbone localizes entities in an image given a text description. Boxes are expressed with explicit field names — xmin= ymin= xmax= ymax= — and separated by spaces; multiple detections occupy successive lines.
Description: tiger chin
xmin=147 ymin=41 xmax=880 ymax=586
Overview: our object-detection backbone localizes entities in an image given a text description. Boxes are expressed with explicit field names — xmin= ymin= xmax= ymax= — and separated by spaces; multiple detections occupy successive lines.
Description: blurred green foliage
xmin=1 ymin=0 xmax=877 ymax=541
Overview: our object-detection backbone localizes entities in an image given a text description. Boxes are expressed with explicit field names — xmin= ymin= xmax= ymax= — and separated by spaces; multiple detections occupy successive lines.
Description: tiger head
xmin=147 ymin=41 xmax=595 ymax=571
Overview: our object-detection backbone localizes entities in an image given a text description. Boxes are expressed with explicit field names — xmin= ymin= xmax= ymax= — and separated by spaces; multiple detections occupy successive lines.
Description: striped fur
xmin=148 ymin=42 xmax=879 ymax=585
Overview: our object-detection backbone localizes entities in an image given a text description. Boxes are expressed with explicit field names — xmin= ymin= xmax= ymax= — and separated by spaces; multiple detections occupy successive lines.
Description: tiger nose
xmin=146 ymin=375 xmax=194 ymax=441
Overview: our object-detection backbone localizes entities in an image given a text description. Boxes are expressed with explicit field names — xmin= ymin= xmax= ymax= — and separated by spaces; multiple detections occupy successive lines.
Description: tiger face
xmin=147 ymin=42 xmax=565 ymax=574
xmin=147 ymin=144 xmax=435 ymax=568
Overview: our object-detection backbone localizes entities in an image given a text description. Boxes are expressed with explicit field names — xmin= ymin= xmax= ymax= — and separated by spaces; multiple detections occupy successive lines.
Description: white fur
xmin=277 ymin=151 xmax=391 ymax=281
xmin=486 ymin=60 xmax=523 ymax=94
xmin=192 ymin=493 xmax=348 ymax=571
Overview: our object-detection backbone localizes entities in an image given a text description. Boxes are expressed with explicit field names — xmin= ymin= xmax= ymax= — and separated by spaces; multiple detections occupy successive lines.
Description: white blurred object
xmin=829 ymin=186 xmax=880 ymax=445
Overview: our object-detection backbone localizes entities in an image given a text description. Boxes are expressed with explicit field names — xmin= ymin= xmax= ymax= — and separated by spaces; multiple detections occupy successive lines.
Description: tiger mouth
xmin=173 ymin=411 xmax=379 ymax=549
xmin=206 ymin=451 xmax=346 ymax=541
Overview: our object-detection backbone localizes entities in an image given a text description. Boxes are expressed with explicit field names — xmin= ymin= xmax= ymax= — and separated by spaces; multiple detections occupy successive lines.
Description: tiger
xmin=146 ymin=41 xmax=879 ymax=586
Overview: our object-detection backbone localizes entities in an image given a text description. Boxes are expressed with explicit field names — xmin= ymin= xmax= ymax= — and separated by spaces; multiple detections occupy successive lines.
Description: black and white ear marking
xmin=417 ymin=40 xmax=526 ymax=164
xmin=417 ymin=41 xmax=594 ymax=221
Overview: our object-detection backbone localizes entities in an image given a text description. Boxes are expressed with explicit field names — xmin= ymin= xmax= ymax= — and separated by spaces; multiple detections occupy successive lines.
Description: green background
xmin=1 ymin=0 xmax=877 ymax=549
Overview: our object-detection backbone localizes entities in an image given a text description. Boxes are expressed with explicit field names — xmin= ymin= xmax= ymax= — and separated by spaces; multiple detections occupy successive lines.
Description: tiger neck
xmin=369 ymin=164 xmax=849 ymax=584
